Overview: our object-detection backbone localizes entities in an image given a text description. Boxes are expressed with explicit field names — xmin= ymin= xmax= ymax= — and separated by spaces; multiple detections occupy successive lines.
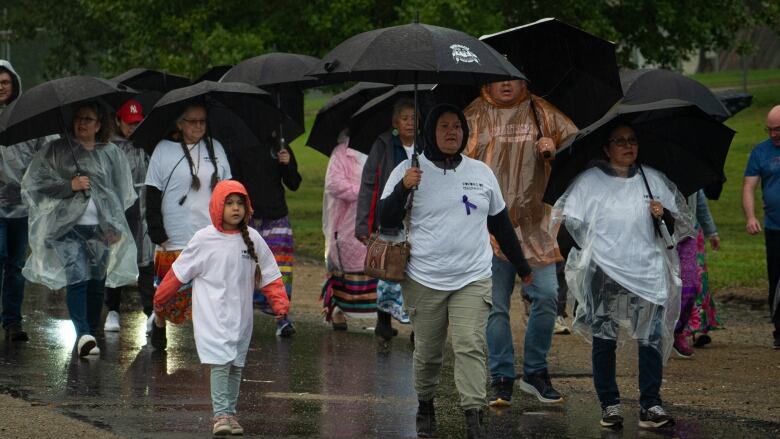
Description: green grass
xmin=696 ymin=70 xmax=780 ymax=293
xmin=288 ymin=71 xmax=780 ymax=292
xmin=286 ymin=93 xmax=331 ymax=261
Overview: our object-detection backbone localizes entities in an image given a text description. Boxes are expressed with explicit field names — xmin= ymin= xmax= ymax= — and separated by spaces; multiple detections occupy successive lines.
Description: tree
xmin=7 ymin=0 xmax=780 ymax=79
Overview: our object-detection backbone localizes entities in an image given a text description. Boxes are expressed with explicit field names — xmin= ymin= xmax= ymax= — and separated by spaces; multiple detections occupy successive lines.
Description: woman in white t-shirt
xmin=379 ymin=104 xmax=532 ymax=438
xmin=552 ymin=123 xmax=693 ymax=430
xmin=145 ymin=103 xmax=231 ymax=350
xmin=22 ymin=102 xmax=137 ymax=357
xmin=155 ymin=180 xmax=289 ymax=436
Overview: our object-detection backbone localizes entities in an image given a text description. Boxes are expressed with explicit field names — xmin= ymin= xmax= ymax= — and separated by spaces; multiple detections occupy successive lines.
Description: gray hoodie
xmin=0 ymin=60 xmax=48 ymax=218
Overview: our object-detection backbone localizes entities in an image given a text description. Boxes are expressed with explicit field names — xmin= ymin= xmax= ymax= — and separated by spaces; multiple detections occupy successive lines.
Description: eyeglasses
xmin=766 ymin=126 xmax=780 ymax=135
xmin=74 ymin=116 xmax=98 ymax=124
xmin=609 ymin=136 xmax=638 ymax=147
xmin=182 ymin=118 xmax=207 ymax=126
xmin=0 ymin=80 xmax=12 ymax=88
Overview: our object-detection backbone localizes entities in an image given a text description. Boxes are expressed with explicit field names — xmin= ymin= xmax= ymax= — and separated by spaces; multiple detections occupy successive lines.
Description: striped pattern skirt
xmin=152 ymin=249 xmax=194 ymax=324
xmin=250 ymin=216 xmax=294 ymax=314
xmin=321 ymin=272 xmax=378 ymax=321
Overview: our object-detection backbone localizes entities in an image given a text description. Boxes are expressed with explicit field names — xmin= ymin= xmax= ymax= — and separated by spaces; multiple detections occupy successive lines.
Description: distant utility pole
xmin=0 ymin=8 xmax=10 ymax=61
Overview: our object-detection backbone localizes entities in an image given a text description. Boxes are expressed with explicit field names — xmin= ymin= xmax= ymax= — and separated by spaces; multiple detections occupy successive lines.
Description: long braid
xmin=239 ymin=218 xmax=261 ymax=285
xmin=179 ymin=133 xmax=201 ymax=191
xmin=204 ymin=135 xmax=219 ymax=190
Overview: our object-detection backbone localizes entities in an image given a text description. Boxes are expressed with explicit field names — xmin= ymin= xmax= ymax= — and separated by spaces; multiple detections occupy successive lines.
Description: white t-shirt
xmin=76 ymin=198 xmax=99 ymax=225
xmin=563 ymin=167 xmax=677 ymax=304
xmin=381 ymin=154 xmax=505 ymax=290
xmin=403 ymin=143 xmax=415 ymax=160
xmin=172 ymin=225 xmax=281 ymax=366
xmin=145 ymin=139 xmax=231 ymax=250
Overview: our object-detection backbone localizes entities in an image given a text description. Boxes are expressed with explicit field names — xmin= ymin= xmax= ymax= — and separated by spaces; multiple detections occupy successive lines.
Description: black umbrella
xmin=112 ymin=68 xmax=191 ymax=112
xmin=221 ymin=52 xmax=321 ymax=145
xmin=481 ymin=18 xmax=623 ymax=129
xmin=309 ymin=23 xmax=524 ymax=85
xmin=310 ymin=22 xmax=524 ymax=170
xmin=194 ymin=65 xmax=233 ymax=83
xmin=130 ymin=81 xmax=292 ymax=156
xmin=347 ymin=84 xmax=437 ymax=154
xmin=112 ymin=68 xmax=190 ymax=93
xmin=715 ymin=90 xmax=753 ymax=118
xmin=543 ymin=99 xmax=735 ymax=204
xmin=306 ymin=82 xmax=392 ymax=156
xmin=620 ymin=69 xmax=731 ymax=120
xmin=0 ymin=75 xmax=136 ymax=146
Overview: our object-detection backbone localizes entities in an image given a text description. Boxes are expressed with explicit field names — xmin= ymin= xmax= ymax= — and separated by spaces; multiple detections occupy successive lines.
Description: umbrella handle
xmin=656 ymin=217 xmax=675 ymax=250
xmin=75 ymin=171 xmax=91 ymax=199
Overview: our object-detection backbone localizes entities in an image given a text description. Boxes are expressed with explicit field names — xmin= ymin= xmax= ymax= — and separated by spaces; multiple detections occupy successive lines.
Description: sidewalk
xmin=0 ymin=393 xmax=121 ymax=438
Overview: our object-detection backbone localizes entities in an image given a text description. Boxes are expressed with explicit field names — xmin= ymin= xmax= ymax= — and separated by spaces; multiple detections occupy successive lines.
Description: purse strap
xmin=372 ymin=185 xmax=414 ymax=243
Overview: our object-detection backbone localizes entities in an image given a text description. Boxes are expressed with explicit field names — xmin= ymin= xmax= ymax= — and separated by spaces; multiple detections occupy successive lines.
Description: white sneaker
xmin=553 ymin=316 xmax=570 ymax=335
xmin=146 ymin=313 xmax=155 ymax=335
xmin=77 ymin=334 xmax=97 ymax=357
xmin=89 ymin=345 xmax=100 ymax=356
xmin=104 ymin=310 xmax=121 ymax=332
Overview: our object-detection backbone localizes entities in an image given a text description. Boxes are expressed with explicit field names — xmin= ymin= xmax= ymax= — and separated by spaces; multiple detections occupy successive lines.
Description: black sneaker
xmin=639 ymin=405 xmax=675 ymax=429
xmin=773 ymin=336 xmax=780 ymax=350
xmin=4 ymin=323 xmax=29 ymax=342
xmin=150 ymin=322 xmax=167 ymax=351
xmin=693 ymin=334 xmax=712 ymax=347
xmin=416 ymin=399 xmax=437 ymax=438
xmin=600 ymin=404 xmax=623 ymax=428
xmin=488 ymin=377 xmax=514 ymax=407
xmin=519 ymin=369 xmax=563 ymax=403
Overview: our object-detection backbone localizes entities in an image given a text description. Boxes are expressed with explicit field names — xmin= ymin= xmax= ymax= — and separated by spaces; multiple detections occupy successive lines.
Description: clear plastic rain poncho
xmin=112 ymin=135 xmax=153 ymax=266
xmin=0 ymin=137 xmax=52 ymax=217
xmin=465 ymin=87 xmax=578 ymax=266
xmin=21 ymin=137 xmax=138 ymax=289
xmin=550 ymin=164 xmax=694 ymax=361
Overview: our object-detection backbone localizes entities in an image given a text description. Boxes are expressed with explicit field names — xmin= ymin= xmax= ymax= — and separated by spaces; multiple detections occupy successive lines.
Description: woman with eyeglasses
xmin=21 ymin=101 xmax=138 ymax=357
xmin=551 ymin=123 xmax=693 ymax=430
xmin=144 ymin=103 xmax=231 ymax=350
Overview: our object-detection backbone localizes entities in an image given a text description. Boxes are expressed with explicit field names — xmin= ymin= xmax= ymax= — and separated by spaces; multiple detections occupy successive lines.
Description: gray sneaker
xmin=639 ymin=405 xmax=674 ymax=429
xmin=600 ymin=404 xmax=623 ymax=428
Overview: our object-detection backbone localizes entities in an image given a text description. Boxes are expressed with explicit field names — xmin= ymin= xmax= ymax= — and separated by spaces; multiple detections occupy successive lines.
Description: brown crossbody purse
xmin=364 ymin=190 xmax=413 ymax=282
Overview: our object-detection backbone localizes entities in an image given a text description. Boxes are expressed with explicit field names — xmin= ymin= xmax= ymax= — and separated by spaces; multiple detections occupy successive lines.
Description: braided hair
xmin=176 ymin=104 xmax=220 ymax=204
xmin=239 ymin=216 xmax=262 ymax=286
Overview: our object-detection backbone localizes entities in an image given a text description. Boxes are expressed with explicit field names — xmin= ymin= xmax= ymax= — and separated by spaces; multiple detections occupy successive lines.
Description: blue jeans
xmin=592 ymin=336 xmax=662 ymax=409
xmin=66 ymin=279 xmax=107 ymax=337
xmin=211 ymin=363 xmax=242 ymax=416
xmin=487 ymin=257 xmax=558 ymax=379
xmin=0 ymin=217 xmax=29 ymax=330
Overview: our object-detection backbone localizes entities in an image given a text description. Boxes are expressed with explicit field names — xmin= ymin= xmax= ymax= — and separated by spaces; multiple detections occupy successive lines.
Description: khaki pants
xmin=401 ymin=277 xmax=492 ymax=410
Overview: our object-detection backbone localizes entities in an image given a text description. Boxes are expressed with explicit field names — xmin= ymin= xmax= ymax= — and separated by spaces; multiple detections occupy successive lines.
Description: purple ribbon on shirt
xmin=462 ymin=195 xmax=477 ymax=215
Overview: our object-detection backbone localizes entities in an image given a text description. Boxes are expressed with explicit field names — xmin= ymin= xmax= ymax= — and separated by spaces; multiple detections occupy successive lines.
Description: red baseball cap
xmin=116 ymin=99 xmax=144 ymax=124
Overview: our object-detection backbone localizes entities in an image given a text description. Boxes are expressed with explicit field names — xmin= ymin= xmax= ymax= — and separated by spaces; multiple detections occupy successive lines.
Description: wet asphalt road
xmin=1 ymin=285 xmax=779 ymax=438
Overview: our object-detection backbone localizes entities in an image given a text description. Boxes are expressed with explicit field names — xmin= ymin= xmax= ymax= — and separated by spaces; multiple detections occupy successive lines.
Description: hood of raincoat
xmin=0 ymin=60 xmax=21 ymax=107
xmin=423 ymin=103 xmax=470 ymax=163
xmin=209 ymin=180 xmax=254 ymax=233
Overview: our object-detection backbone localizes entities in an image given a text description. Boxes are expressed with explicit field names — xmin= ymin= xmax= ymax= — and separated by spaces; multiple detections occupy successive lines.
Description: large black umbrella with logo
xmin=309 ymin=22 xmax=525 ymax=165
xmin=306 ymin=82 xmax=392 ymax=156
xmin=481 ymin=18 xmax=623 ymax=129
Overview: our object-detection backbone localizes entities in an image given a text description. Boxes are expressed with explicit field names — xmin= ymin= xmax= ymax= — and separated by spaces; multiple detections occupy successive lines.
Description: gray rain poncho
xmin=21 ymin=137 xmax=138 ymax=289
xmin=550 ymin=164 xmax=694 ymax=361
xmin=112 ymin=135 xmax=153 ymax=266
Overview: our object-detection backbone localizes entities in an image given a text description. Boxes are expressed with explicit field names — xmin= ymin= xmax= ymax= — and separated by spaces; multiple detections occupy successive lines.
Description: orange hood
xmin=209 ymin=180 xmax=253 ymax=233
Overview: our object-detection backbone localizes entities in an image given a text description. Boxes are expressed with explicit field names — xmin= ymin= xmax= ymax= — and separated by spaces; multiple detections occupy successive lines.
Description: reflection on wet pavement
xmin=0 ymin=286 xmax=778 ymax=438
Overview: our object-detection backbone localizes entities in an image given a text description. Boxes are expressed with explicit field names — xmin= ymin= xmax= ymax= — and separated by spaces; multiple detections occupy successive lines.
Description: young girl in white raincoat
xmin=154 ymin=179 xmax=289 ymax=436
